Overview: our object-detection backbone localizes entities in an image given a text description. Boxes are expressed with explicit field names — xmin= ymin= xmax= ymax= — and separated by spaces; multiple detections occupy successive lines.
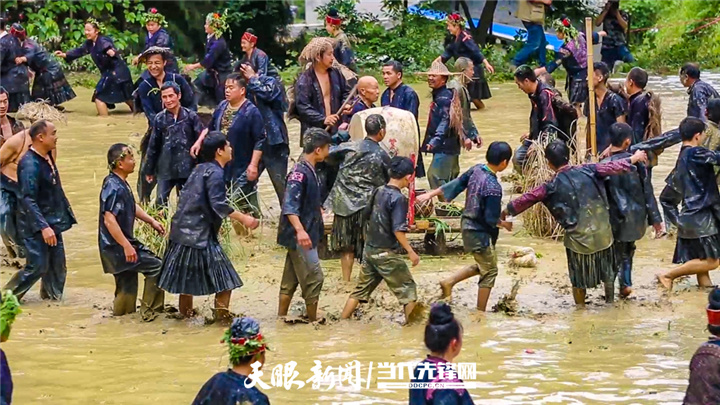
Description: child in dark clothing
xmin=99 ymin=143 xmax=166 ymax=320
xmin=341 ymin=156 xmax=419 ymax=324
xmin=601 ymin=123 xmax=663 ymax=298
xmin=418 ymin=142 xmax=513 ymax=311
xmin=656 ymin=117 xmax=720 ymax=291
xmin=624 ymin=67 xmax=663 ymax=178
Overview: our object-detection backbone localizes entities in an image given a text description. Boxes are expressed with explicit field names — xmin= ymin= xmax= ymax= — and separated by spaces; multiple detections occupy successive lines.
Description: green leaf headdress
xmin=86 ymin=17 xmax=106 ymax=34
xmin=552 ymin=18 xmax=579 ymax=41
xmin=222 ymin=317 xmax=269 ymax=366
xmin=143 ymin=8 xmax=167 ymax=27
xmin=108 ymin=145 xmax=134 ymax=171
xmin=206 ymin=10 xmax=229 ymax=39
xmin=1 ymin=290 xmax=21 ymax=341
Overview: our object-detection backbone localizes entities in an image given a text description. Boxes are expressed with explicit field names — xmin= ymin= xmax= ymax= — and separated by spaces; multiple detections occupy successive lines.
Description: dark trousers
xmin=513 ymin=21 xmax=548 ymax=67
xmin=4 ymin=232 xmax=66 ymax=300
xmin=0 ymin=181 xmax=25 ymax=259
xmin=137 ymin=128 xmax=156 ymax=203
xmin=259 ymin=143 xmax=289 ymax=205
xmin=614 ymin=241 xmax=636 ymax=288
xmin=112 ymin=250 xmax=164 ymax=320
xmin=156 ymin=178 xmax=187 ymax=207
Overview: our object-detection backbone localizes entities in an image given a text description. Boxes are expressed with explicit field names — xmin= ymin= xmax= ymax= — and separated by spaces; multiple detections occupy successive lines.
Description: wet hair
xmin=545 ymin=139 xmax=570 ymax=168
xmin=383 ymin=60 xmax=403 ymax=79
xmin=302 ymin=128 xmax=332 ymax=154
xmin=160 ymin=81 xmax=181 ymax=96
xmin=679 ymin=117 xmax=706 ymax=141
xmin=226 ymin=73 xmax=247 ymax=89
xmin=609 ymin=122 xmax=633 ymax=147
xmin=200 ymin=131 xmax=229 ymax=162
xmin=514 ymin=65 xmax=537 ymax=82
xmin=29 ymin=120 xmax=49 ymax=140
xmin=107 ymin=143 xmax=130 ymax=169
xmin=709 ymin=288 xmax=720 ymax=336
xmin=424 ymin=303 xmax=461 ymax=353
xmin=365 ymin=114 xmax=386 ymax=136
xmin=486 ymin=141 xmax=512 ymax=165
xmin=627 ymin=67 xmax=648 ymax=89
xmin=593 ymin=62 xmax=610 ymax=83
xmin=708 ymin=99 xmax=720 ymax=125
xmin=389 ymin=156 xmax=414 ymax=179
xmin=537 ymin=72 xmax=556 ymax=88
xmin=680 ymin=63 xmax=701 ymax=80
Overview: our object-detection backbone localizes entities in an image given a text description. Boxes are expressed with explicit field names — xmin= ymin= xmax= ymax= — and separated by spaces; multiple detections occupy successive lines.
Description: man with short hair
xmin=512 ymin=65 xmax=558 ymax=170
xmin=586 ymin=62 xmax=627 ymax=156
xmin=134 ymin=47 xmax=195 ymax=203
xmin=329 ymin=114 xmax=391 ymax=281
xmin=277 ymin=128 xmax=333 ymax=323
xmin=4 ymin=120 xmax=76 ymax=300
xmin=0 ymin=87 xmax=24 ymax=143
xmin=144 ymin=82 xmax=204 ymax=206
xmin=625 ymin=66 xmax=663 ymax=177
xmin=680 ymin=63 xmax=719 ymax=123
xmin=343 ymin=76 xmax=379 ymax=124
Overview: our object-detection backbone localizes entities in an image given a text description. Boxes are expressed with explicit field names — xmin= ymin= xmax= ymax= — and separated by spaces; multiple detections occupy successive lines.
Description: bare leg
xmin=179 ymin=294 xmax=194 ymax=318
xmin=214 ymin=290 xmax=232 ymax=323
xmin=341 ymin=252 xmax=355 ymax=282
xmin=476 ymin=287 xmax=492 ymax=311
xmin=439 ymin=264 xmax=479 ymax=298
xmin=403 ymin=301 xmax=418 ymax=324
xmin=306 ymin=301 xmax=319 ymax=322
xmin=697 ymin=272 xmax=714 ymax=288
xmin=472 ymin=99 xmax=485 ymax=110
xmin=125 ymin=100 xmax=134 ymax=112
xmin=572 ymin=288 xmax=586 ymax=307
xmin=657 ymin=259 xmax=719 ymax=291
xmin=278 ymin=293 xmax=292 ymax=317
xmin=341 ymin=297 xmax=360 ymax=319
xmin=95 ymin=99 xmax=109 ymax=116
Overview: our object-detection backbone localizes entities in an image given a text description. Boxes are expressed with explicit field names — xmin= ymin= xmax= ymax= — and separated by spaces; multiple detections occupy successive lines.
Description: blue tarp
xmin=408 ymin=5 xmax=563 ymax=51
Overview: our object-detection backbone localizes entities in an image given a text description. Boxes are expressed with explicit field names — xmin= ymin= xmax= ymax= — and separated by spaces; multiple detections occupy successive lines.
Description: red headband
xmin=448 ymin=13 xmax=463 ymax=22
xmin=325 ymin=15 xmax=342 ymax=26
xmin=10 ymin=26 xmax=25 ymax=38
xmin=708 ymin=307 xmax=720 ymax=326
xmin=242 ymin=31 xmax=257 ymax=44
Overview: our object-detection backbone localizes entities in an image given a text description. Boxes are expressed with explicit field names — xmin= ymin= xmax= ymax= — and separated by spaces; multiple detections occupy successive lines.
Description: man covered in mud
xmin=503 ymin=140 xmax=647 ymax=306
xmin=277 ymin=128 xmax=332 ymax=324
xmin=237 ymin=62 xmax=289 ymax=205
xmin=418 ymin=142 xmax=514 ymax=311
xmin=601 ymin=123 xmax=663 ymax=298
xmin=144 ymin=82 xmax=204 ymax=207
xmin=421 ymin=61 xmax=476 ymax=194
xmin=341 ymin=156 xmax=420 ymax=324
xmin=512 ymin=65 xmax=559 ymax=171
xmin=99 ymin=143 xmax=165 ymax=320
xmin=680 ymin=63 xmax=719 ymax=123
xmin=656 ymin=118 xmax=720 ymax=291
xmin=134 ymin=46 xmax=195 ymax=203
xmin=195 ymin=73 xmax=265 ymax=218
xmin=684 ymin=287 xmax=720 ymax=404
xmin=4 ymin=120 xmax=76 ymax=300
xmin=328 ymin=114 xmax=391 ymax=281
xmin=0 ymin=87 xmax=24 ymax=143
xmin=587 ymin=62 xmax=627 ymax=157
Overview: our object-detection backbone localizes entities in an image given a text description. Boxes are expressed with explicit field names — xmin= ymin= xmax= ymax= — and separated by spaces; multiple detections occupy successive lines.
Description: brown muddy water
xmin=2 ymin=74 xmax=718 ymax=404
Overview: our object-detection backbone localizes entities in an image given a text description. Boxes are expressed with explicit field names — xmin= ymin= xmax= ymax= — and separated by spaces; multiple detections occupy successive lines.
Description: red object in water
xmin=525 ymin=349 xmax=535 ymax=354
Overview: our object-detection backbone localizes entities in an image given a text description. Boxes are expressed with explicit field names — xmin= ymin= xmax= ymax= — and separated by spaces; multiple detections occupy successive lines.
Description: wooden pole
xmin=585 ymin=17 xmax=597 ymax=160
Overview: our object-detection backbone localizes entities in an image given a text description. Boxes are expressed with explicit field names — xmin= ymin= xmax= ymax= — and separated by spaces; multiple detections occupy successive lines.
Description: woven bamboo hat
xmin=417 ymin=60 xmax=453 ymax=76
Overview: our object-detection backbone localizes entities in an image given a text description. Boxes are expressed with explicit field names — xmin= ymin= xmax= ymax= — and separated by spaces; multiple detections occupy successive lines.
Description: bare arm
xmin=395 ymin=231 xmax=419 ymax=267
xmin=0 ymin=132 xmax=22 ymax=166
xmin=596 ymin=3 xmax=611 ymax=26
xmin=615 ymin=9 xmax=628 ymax=31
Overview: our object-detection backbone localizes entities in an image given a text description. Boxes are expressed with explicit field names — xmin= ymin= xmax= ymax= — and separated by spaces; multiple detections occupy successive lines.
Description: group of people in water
xmin=1 ymin=0 xmax=720 ymax=403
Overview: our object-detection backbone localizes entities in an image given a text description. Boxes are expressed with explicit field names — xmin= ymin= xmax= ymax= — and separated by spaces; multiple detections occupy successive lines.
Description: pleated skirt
xmin=158 ymin=239 xmax=242 ymax=295
xmin=673 ymin=234 xmax=720 ymax=264
xmin=566 ymin=245 xmax=616 ymax=289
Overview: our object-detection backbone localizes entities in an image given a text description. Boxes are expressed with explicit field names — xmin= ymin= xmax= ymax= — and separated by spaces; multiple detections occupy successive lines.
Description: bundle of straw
xmin=17 ymin=101 xmax=67 ymax=124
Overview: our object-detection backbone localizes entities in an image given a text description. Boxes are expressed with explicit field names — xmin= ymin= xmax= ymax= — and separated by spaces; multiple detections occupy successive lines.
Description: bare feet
xmin=439 ymin=280 xmax=452 ymax=299
xmin=656 ymin=273 xmax=672 ymax=291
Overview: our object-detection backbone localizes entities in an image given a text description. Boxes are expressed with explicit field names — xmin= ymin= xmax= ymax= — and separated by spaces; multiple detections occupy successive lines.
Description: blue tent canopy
xmin=408 ymin=5 xmax=563 ymax=51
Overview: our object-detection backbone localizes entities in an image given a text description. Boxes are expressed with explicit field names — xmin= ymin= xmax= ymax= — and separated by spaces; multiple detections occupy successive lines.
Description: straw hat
xmin=417 ymin=61 xmax=454 ymax=76
xmin=138 ymin=46 xmax=174 ymax=63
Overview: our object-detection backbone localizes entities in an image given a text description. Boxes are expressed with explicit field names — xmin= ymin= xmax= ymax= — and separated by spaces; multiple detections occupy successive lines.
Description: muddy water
xmin=2 ymin=74 xmax=718 ymax=404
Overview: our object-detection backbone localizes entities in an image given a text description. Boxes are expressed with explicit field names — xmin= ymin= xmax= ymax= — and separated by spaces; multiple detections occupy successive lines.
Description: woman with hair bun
xmin=409 ymin=303 xmax=474 ymax=404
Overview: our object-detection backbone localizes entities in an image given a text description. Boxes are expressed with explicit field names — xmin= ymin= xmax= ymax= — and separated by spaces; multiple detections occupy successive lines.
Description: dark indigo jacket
xmin=0 ymin=33 xmax=29 ymax=93
xmin=192 ymin=370 xmax=270 ymax=405
xmin=169 ymin=161 xmax=233 ymax=249
xmin=381 ymin=83 xmax=420 ymax=119
xmin=17 ymin=149 xmax=76 ymax=238
xmin=210 ymin=100 xmax=266 ymax=183
xmin=687 ymin=80 xmax=720 ymax=122
xmin=421 ymin=85 xmax=457 ymax=155
xmin=201 ymin=35 xmax=233 ymax=74
xmin=584 ymin=90 xmax=627 ymax=153
xmin=528 ymin=82 xmax=559 ymax=140
xmin=364 ymin=184 xmax=408 ymax=251
xmin=246 ymin=75 xmax=288 ymax=146
xmin=66 ymin=36 xmax=132 ymax=84
xmin=234 ymin=48 xmax=279 ymax=78
xmin=627 ymin=91 xmax=651 ymax=145
xmin=142 ymin=28 xmax=178 ymax=73
xmin=145 ymin=107 xmax=204 ymax=180
xmin=20 ymin=38 xmax=64 ymax=81
xmin=441 ymin=30 xmax=485 ymax=65
xmin=602 ymin=151 xmax=661 ymax=242
xmin=409 ymin=356 xmax=475 ymax=405
xmin=98 ymin=173 xmax=145 ymax=274
xmin=278 ymin=160 xmax=323 ymax=249
xmin=295 ymin=67 xmax=350 ymax=136
xmin=136 ymin=71 xmax=196 ymax=122
xmin=333 ymin=31 xmax=356 ymax=71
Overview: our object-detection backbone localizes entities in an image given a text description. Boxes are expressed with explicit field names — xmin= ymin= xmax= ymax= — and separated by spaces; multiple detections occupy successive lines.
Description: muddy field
xmin=2 ymin=74 xmax=718 ymax=404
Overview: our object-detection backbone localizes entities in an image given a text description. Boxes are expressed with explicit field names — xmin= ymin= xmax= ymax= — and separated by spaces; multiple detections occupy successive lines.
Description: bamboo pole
xmin=585 ymin=17 xmax=597 ymax=160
